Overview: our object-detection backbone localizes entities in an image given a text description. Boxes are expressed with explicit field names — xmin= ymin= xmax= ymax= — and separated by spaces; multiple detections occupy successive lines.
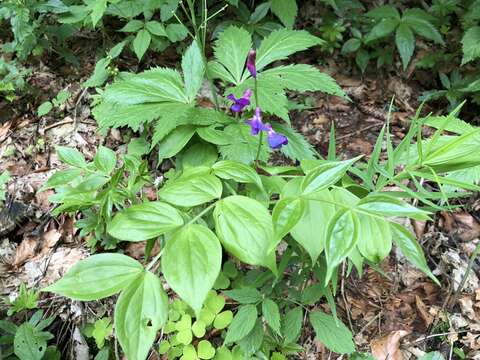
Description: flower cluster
xmin=225 ymin=49 xmax=288 ymax=150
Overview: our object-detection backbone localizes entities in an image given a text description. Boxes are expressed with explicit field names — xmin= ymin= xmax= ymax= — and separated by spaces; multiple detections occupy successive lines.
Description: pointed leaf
xmin=309 ymin=311 xmax=355 ymax=354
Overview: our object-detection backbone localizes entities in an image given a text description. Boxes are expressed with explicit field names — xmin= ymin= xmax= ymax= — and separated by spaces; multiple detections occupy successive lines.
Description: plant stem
xmin=255 ymin=131 xmax=264 ymax=164
xmin=186 ymin=201 xmax=217 ymax=226
xmin=146 ymin=249 xmax=164 ymax=271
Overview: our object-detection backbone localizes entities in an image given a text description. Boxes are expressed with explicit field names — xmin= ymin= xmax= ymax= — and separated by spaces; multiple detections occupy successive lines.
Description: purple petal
xmin=227 ymin=94 xmax=237 ymax=102
xmin=266 ymin=127 xmax=288 ymax=149
xmin=245 ymin=118 xmax=263 ymax=135
xmin=247 ymin=49 xmax=257 ymax=78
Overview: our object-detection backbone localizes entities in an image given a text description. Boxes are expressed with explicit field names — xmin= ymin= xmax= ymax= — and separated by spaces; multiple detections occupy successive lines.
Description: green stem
xmin=255 ymin=130 xmax=264 ymax=164
xmin=146 ymin=248 xmax=164 ymax=271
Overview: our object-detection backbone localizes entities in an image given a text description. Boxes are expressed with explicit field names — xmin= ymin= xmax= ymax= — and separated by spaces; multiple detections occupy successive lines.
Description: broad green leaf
xmin=158 ymin=125 xmax=196 ymax=160
xmin=165 ymin=23 xmax=189 ymax=42
xmin=403 ymin=11 xmax=444 ymax=45
xmin=145 ymin=21 xmax=167 ymax=36
xmin=133 ymin=29 xmax=151 ymax=60
xmin=212 ymin=160 xmax=263 ymax=188
xmin=461 ymin=26 xmax=480 ymax=65
xmin=341 ymin=38 xmax=361 ymax=53
xmin=163 ymin=225 xmax=222 ymax=314
xmin=224 ymin=305 xmax=258 ymax=344
xmin=120 ymin=19 xmax=144 ymax=32
xmin=356 ymin=215 xmax=392 ymax=263
xmin=357 ymin=194 xmax=431 ymax=220
xmin=301 ymin=156 xmax=362 ymax=195
xmin=325 ymin=209 xmax=358 ymax=284
xmin=115 ymin=271 xmax=168 ymax=360
xmin=395 ymin=23 xmax=415 ymax=70
xmin=41 ymin=168 xmax=82 ymax=190
xmin=37 ymin=101 xmax=52 ymax=116
xmin=309 ymin=311 xmax=355 ymax=354
xmin=271 ymin=0 xmax=297 ymax=28
xmin=213 ymin=196 xmax=276 ymax=271
xmin=198 ymin=340 xmax=216 ymax=359
xmin=44 ymin=254 xmax=143 ymax=301
xmin=213 ymin=26 xmax=252 ymax=84
xmin=263 ymin=65 xmax=345 ymax=97
xmin=250 ymin=2 xmax=270 ymax=23
xmin=14 ymin=323 xmax=48 ymax=360
xmin=365 ymin=5 xmax=400 ymax=20
xmin=262 ymin=299 xmax=281 ymax=335
xmin=90 ymin=0 xmax=107 ymax=27
xmin=365 ymin=19 xmax=398 ymax=43
xmin=107 ymin=201 xmax=184 ymax=241
xmin=237 ymin=319 xmax=264 ymax=355
xmin=391 ymin=223 xmax=440 ymax=285
xmin=181 ymin=142 xmax=218 ymax=168
xmin=281 ymin=307 xmax=303 ymax=344
xmin=94 ymin=146 xmax=116 ymax=174
xmin=56 ymin=146 xmax=87 ymax=168
xmin=158 ymin=171 xmax=222 ymax=207
xmin=255 ymin=29 xmax=322 ymax=71
xmin=223 ymin=287 xmax=262 ymax=304
xmin=272 ymin=197 xmax=305 ymax=240
xmin=419 ymin=352 xmax=445 ymax=360
xmin=283 ymin=178 xmax=335 ymax=263
xmin=182 ymin=41 xmax=205 ymax=102
xmin=103 ymin=68 xmax=187 ymax=105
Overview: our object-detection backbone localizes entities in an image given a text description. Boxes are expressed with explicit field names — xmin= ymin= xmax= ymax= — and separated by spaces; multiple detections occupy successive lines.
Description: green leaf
xmin=103 ymin=68 xmax=187 ymax=105
xmin=38 ymin=101 xmax=53 ymax=116
xmin=237 ymin=319 xmax=264 ymax=355
xmin=159 ymin=170 xmax=222 ymax=207
xmin=83 ymin=57 xmax=110 ymax=88
xmin=223 ymin=287 xmax=262 ymax=304
xmin=301 ymin=156 xmax=362 ymax=195
xmin=255 ymin=29 xmax=323 ymax=71
xmin=158 ymin=125 xmax=196 ymax=160
xmin=94 ymin=146 xmax=116 ymax=174
xmin=212 ymin=160 xmax=263 ymax=188
xmin=262 ymin=299 xmax=281 ymax=335
xmin=198 ymin=340 xmax=216 ymax=359
xmin=365 ymin=5 xmax=400 ymax=20
xmin=219 ymin=123 xmax=269 ymax=164
xmin=107 ymin=201 xmax=184 ymax=241
xmin=271 ymin=0 xmax=298 ymax=28
xmin=120 ymin=19 xmax=144 ymax=32
xmin=403 ymin=11 xmax=444 ymax=45
xmin=395 ymin=23 xmax=415 ymax=70
xmin=356 ymin=215 xmax=392 ymax=263
xmin=213 ymin=196 xmax=276 ymax=271
xmin=182 ymin=41 xmax=205 ymax=102
xmin=43 ymin=254 xmax=143 ymax=301
xmin=163 ymin=224 xmax=222 ymax=314
xmin=90 ymin=0 xmax=107 ymax=27
xmin=181 ymin=143 xmax=218 ymax=168
xmin=146 ymin=20 xmax=167 ymax=36
xmin=92 ymin=318 xmax=113 ymax=349
xmin=14 ymin=322 xmax=48 ymax=360
xmin=41 ymin=168 xmax=82 ymax=190
xmin=419 ymin=352 xmax=445 ymax=360
xmin=115 ymin=271 xmax=168 ymax=360
xmin=365 ymin=19 xmax=398 ymax=43
xmin=283 ymin=178 xmax=336 ymax=263
xmin=133 ymin=29 xmax=151 ymax=60
xmin=165 ymin=23 xmax=189 ymax=42
xmin=213 ymin=311 xmax=233 ymax=330
xmin=271 ymin=123 xmax=316 ymax=160
xmin=357 ymin=194 xmax=431 ymax=220
xmin=391 ymin=223 xmax=440 ymax=285
xmin=461 ymin=26 xmax=480 ymax=65
xmin=325 ymin=209 xmax=358 ymax=284
xmin=56 ymin=146 xmax=87 ymax=168
xmin=224 ymin=305 xmax=258 ymax=344
xmin=262 ymin=65 xmax=345 ymax=97
xmin=281 ymin=307 xmax=303 ymax=344
xmin=213 ymin=26 xmax=252 ymax=84
xmin=309 ymin=311 xmax=355 ymax=354
xmin=272 ymin=197 xmax=305 ymax=240
xmin=341 ymin=38 xmax=361 ymax=53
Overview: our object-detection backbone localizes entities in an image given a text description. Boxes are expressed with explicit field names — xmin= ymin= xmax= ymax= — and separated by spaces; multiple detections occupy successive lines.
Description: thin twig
xmin=44 ymin=118 xmax=96 ymax=132
xmin=72 ymin=88 xmax=88 ymax=130
xmin=336 ymin=122 xmax=384 ymax=141
xmin=405 ymin=330 xmax=471 ymax=345
xmin=341 ymin=262 xmax=354 ymax=333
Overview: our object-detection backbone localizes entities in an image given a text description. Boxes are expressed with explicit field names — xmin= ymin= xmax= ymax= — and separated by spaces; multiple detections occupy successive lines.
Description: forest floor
xmin=1 ymin=37 xmax=480 ymax=360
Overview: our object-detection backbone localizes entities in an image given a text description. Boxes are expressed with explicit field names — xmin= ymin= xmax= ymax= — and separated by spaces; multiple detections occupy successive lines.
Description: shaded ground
xmin=1 ymin=38 xmax=480 ymax=359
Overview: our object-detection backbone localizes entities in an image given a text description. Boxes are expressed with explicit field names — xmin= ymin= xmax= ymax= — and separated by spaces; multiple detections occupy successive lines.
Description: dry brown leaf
xmin=14 ymin=237 xmax=38 ymax=266
xmin=371 ymin=330 xmax=409 ymax=360
xmin=415 ymin=295 xmax=434 ymax=326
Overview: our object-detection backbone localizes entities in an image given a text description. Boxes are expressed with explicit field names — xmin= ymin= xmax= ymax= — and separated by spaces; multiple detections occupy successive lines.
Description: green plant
xmin=40 ymin=140 xmax=151 ymax=249
xmin=0 ymin=58 xmax=30 ymax=101
xmin=5 ymin=283 xmax=39 ymax=316
xmin=0 ymin=171 xmax=9 ymax=205
xmin=40 ymin=4 xmax=480 ymax=360
xmin=37 ymin=89 xmax=71 ymax=117
xmin=0 ymin=310 xmax=59 ymax=360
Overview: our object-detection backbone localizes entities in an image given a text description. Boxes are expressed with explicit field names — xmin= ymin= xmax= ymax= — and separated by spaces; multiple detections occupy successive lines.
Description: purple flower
xmin=264 ymin=124 xmax=288 ymax=149
xmin=227 ymin=89 xmax=252 ymax=113
xmin=247 ymin=49 xmax=257 ymax=78
xmin=245 ymin=107 xmax=266 ymax=135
